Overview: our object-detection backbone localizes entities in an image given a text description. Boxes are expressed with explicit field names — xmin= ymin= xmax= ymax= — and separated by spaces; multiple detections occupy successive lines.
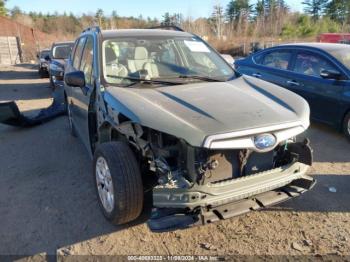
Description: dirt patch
xmin=0 ymin=65 xmax=349 ymax=258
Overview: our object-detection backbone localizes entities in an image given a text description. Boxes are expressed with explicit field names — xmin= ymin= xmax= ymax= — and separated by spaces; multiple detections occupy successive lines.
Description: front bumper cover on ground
xmin=0 ymin=86 xmax=66 ymax=127
xmin=148 ymin=162 xmax=316 ymax=232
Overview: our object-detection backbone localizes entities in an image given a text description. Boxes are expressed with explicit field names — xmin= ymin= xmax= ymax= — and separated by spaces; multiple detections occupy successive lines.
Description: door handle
xmin=253 ymin=73 xmax=262 ymax=78
xmin=287 ymin=80 xmax=300 ymax=87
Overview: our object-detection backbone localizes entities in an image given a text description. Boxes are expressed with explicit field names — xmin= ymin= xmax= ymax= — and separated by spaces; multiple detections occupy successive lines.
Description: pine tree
xmin=0 ymin=0 xmax=7 ymax=16
xmin=111 ymin=10 xmax=118 ymax=29
xmin=10 ymin=6 xmax=22 ymax=18
xmin=326 ymin=0 xmax=350 ymax=26
xmin=161 ymin=12 xmax=172 ymax=26
xmin=95 ymin=9 xmax=105 ymax=28
xmin=226 ymin=0 xmax=252 ymax=22
xmin=302 ymin=0 xmax=328 ymax=21
xmin=161 ymin=13 xmax=182 ymax=26
xmin=264 ymin=0 xmax=277 ymax=17
xmin=254 ymin=0 xmax=265 ymax=18
xmin=277 ymin=0 xmax=289 ymax=13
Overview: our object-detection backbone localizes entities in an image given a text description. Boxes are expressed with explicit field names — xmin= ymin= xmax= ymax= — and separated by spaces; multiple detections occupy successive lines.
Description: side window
xmin=261 ymin=50 xmax=292 ymax=70
xmin=80 ymin=37 xmax=94 ymax=86
xmin=294 ymin=52 xmax=338 ymax=77
xmin=253 ymin=53 xmax=264 ymax=64
xmin=70 ymin=40 xmax=78 ymax=61
xmin=73 ymin=37 xmax=86 ymax=69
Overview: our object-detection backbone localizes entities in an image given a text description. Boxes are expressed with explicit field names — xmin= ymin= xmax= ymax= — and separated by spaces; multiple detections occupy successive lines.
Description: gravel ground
xmin=0 ymin=64 xmax=349 ymax=259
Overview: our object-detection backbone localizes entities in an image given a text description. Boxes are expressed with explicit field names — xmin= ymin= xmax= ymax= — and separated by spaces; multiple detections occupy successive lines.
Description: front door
xmin=70 ymin=36 xmax=95 ymax=152
xmin=286 ymin=51 xmax=344 ymax=125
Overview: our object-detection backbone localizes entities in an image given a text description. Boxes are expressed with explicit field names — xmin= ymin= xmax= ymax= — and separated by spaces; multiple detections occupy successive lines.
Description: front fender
xmin=103 ymin=91 xmax=140 ymax=124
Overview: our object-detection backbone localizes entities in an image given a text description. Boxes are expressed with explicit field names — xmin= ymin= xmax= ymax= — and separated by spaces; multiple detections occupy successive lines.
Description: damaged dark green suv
xmin=64 ymin=26 xmax=316 ymax=231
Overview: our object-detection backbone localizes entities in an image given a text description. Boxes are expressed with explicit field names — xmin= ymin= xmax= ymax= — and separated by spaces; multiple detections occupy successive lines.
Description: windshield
xmin=40 ymin=51 xmax=50 ymax=59
xmin=52 ymin=44 xmax=73 ymax=59
xmin=328 ymin=46 xmax=350 ymax=70
xmin=102 ymin=36 xmax=235 ymax=86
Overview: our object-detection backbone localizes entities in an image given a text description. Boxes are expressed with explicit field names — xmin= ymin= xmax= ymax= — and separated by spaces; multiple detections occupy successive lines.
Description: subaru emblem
xmin=254 ymin=134 xmax=277 ymax=151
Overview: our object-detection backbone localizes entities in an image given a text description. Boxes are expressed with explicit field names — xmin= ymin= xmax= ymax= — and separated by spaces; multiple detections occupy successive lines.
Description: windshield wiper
xmin=177 ymin=75 xmax=224 ymax=82
xmin=106 ymin=75 xmax=181 ymax=86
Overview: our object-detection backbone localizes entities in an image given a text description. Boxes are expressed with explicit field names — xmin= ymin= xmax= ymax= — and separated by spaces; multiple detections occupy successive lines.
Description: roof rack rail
xmin=82 ymin=26 xmax=101 ymax=34
xmin=149 ymin=25 xmax=184 ymax=32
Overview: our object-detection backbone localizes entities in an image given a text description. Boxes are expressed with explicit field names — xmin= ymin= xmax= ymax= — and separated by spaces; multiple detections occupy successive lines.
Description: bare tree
xmin=211 ymin=1 xmax=225 ymax=39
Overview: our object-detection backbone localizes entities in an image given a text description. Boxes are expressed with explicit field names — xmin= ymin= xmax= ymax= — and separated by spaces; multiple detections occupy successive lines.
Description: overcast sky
xmin=7 ymin=0 xmax=304 ymax=18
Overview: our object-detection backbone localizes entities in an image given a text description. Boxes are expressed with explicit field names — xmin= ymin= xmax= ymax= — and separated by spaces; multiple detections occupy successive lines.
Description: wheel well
xmin=97 ymin=122 xmax=128 ymax=144
xmin=111 ymin=128 xmax=127 ymax=142
xmin=96 ymin=111 xmax=139 ymax=146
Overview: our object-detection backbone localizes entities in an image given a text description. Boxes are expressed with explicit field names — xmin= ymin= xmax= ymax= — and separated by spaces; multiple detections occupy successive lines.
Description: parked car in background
xmin=37 ymin=49 xmax=51 ymax=78
xmin=46 ymin=41 xmax=74 ymax=88
xmin=339 ymin=39 xmax=350 ymax=45
xmin=235 ymin=43 xmax=350 ymax=140
xmin=63 ymin=26 xmax=315 ymax=232
xmin=221 ymin=54 xmax=235 ymax=67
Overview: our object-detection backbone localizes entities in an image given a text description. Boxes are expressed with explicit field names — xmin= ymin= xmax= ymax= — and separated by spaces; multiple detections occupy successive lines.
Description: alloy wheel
xmin=95 ymin=157 xmax=115 ymax=213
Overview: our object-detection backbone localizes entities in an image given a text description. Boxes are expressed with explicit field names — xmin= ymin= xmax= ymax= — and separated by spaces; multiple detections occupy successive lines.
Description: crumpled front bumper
xmin=149 ymin=162 xmax=316 ymax=232
xmin=153 ymin=162 xmax=311 ymax=209
xmin=199 ymin=174 xmax=315 ymax=224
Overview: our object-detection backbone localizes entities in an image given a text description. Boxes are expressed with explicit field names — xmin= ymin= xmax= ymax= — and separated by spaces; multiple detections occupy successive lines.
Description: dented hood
xmin=105 ymin=75 xmax=310 ymax=147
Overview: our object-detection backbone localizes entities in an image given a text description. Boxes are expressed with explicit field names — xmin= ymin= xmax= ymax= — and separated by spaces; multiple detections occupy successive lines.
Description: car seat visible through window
xmin=105 ymin=47 xmax=128 ymax=79
xmin=127 ymin=47 xmax=152 ymax=73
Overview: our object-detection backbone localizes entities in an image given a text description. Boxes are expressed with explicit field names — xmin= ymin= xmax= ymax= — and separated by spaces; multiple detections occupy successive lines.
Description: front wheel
xmin=343 ymin=112 xmax=350 ymax=141
xmin=93 ymin=142 xmax=144 ymax=225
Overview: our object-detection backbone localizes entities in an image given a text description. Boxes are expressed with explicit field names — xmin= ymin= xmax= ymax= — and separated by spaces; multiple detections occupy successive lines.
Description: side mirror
xmin=65 ymin=71 xmax=85 ymax=88
xmin=44 ymin=55 xmax=51 ymax=61
xmin=320 ymin=69 xmax=343 ymax=80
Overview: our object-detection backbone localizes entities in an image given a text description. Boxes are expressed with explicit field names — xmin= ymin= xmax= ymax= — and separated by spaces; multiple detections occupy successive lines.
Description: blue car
xmin=235 ymin=43 xmax=350 ymax=140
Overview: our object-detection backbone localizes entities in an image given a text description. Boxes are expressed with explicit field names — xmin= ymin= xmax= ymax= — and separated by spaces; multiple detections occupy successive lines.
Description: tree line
xmin=1 ymin=0 xmax=350 ymax=45
xmin=208 ymin=0 xmax=350 ymax=40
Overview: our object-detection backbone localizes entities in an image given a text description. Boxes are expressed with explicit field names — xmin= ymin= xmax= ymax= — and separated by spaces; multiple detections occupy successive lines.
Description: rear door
xmin=286 ymin=50 xmax=345 ymax=125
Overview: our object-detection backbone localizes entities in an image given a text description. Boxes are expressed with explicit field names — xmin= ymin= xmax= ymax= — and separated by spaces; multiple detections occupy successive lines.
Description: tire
xmin=66 ymin=100 xmax=77 ymax=137
xmin=343 ymin=112 xmax=350 ymax=141
xmin=93 ymin=142 xmax=144 ymax=225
